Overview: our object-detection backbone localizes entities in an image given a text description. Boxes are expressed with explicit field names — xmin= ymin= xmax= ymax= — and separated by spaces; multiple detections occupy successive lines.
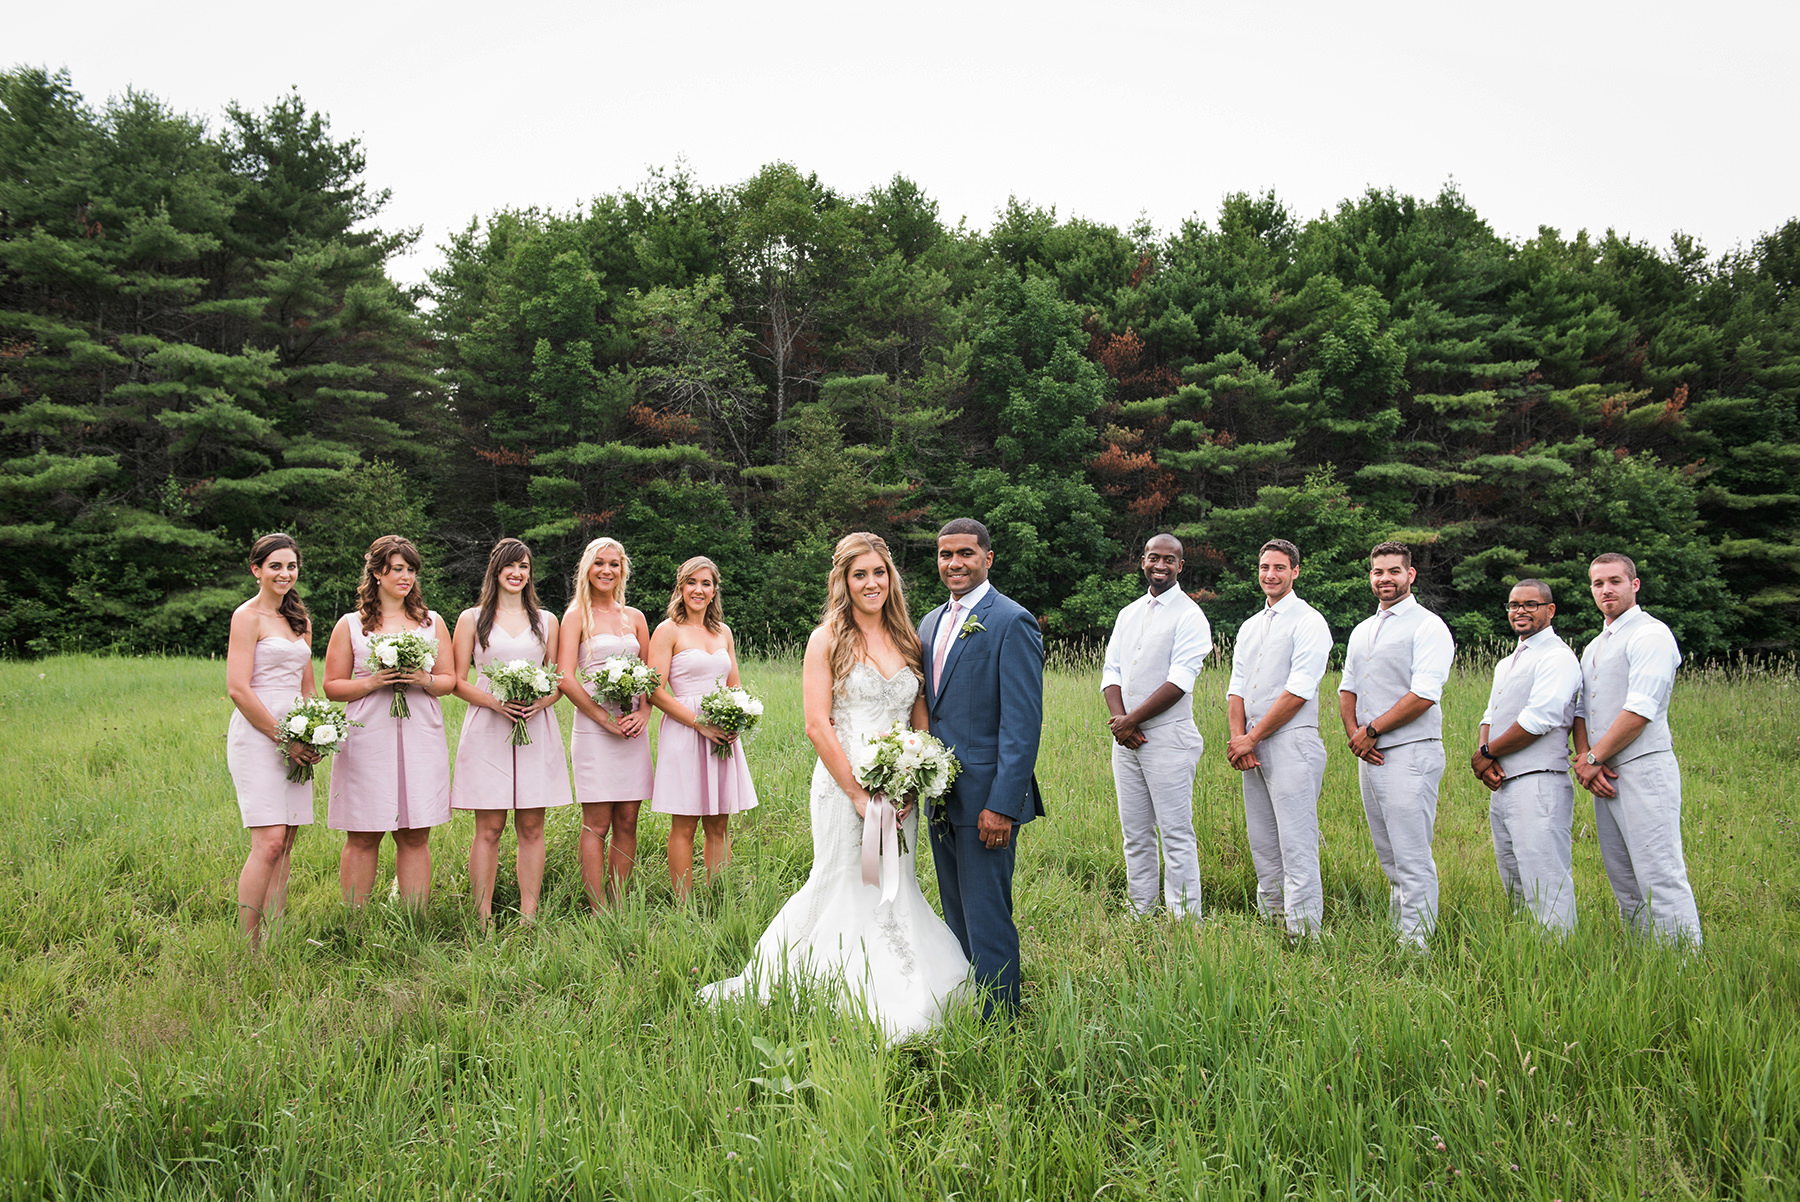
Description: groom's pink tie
xmin=932 ymin=598 xmax=961 ymax=697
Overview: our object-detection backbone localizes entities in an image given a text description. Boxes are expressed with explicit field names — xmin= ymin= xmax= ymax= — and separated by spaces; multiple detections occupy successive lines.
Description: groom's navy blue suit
xmin=920 ymin=585 xmax=1045 ymax=1015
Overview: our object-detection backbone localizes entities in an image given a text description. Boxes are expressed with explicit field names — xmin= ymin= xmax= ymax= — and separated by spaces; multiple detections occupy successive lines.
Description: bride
xmin=700 ymin=532 xmax=971 ymax=1040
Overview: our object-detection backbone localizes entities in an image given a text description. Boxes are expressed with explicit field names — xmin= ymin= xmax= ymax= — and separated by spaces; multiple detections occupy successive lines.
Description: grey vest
xmin=1243 ymin=605 xmax=1320 ymax=731
xmin=1118 ymin=598 xmax=1195 ymax=732
xmin=1488 ymin=644 xmax=1576 ymax=776
xmin=1350 ymin=610 xmax=1443 ymax=747
xmin=1582 ymin=621 xmax=1676 ymax=765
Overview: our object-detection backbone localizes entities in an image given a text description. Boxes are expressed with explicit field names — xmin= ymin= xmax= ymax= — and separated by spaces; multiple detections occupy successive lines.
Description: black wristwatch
xmin=1364 ymin=722 xmax=1380 ymax=741
xmin=1479 ymin=742 xmax=1494 ymax=761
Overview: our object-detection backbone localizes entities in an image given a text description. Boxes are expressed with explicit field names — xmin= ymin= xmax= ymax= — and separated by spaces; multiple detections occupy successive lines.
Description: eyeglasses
xmin=1504 ymin=601 xmax=1548 ymax=612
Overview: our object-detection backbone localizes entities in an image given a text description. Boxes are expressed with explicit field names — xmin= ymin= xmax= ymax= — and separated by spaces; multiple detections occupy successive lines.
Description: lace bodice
xmin=831 ymin=663 xmax=923 ymax=761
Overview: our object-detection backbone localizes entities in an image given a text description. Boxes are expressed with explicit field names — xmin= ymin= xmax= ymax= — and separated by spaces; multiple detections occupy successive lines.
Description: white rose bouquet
xmin=581 ymin=654 xmax=661 ymax=711
xmin=696 ymin=681 xmax=763 ymax=759
xmin=363 ymin=630 xmax=438 ymax=718
xmin=482 ymin=658 xmax=563 ymax=746
xmin=851 ymin=721 xmax=961 ymax=854
xmin=277 ymin=696 xmax=359 ymax=783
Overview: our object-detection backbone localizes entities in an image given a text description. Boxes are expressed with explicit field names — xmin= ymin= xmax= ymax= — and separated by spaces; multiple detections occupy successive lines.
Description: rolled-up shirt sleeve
xmin=1165 ymin=606 xmax=1213 ymax=694
xmin=1623 ymin=626 xmax=1680 ymax=722
xmin=1338 ymin=625 xmax=1363 ymax=697
xmin=1099 ymin=606 xmax=1128 ymax=693
xmin=1407 ymin=618 xmax=1455 ymax=703
xmin=1479 ymin=661 xmax=1507 ymax=730
xmin=1283 ymin=609 xmax=1331 ymax=702
xmin=1226 ymin=618 xmax=1252 ymax=699
xmin=1517 ymin=652 xmax=1583 ymax=735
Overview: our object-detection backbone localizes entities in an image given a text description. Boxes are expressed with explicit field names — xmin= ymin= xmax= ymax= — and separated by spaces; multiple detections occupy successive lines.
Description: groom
xmin=919 ymin=518 xmax=1045 ymax=1018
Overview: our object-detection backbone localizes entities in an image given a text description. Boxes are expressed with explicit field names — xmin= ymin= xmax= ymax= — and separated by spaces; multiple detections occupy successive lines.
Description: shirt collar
xmin=1518 ymin=626 xmax=1564 ymax=651
xmin=1143 ymin=586 xmax=1191 ymax=610
xmin=1378 ymin=593 xmax=1419 ymax=618
xmin=1265 ymin=589 xmax=1302 ymax=615
xmin=948 ymin=580 xmax=991 ymax=614
xmin=1604 ymin=603 xmax=1644 ymax=633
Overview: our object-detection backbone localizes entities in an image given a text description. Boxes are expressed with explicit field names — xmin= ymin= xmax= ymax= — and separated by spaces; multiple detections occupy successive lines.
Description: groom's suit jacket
xmin=920 ymin=586 xmax=1046 ymax=827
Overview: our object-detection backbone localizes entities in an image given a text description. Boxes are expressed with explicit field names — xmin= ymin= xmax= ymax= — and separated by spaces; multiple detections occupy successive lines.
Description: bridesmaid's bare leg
xmin=514 ymin=808 xmax=546 ymax=921
xmin=700 ymin=815 xmax=730 ymax=882
xmin=469 ymin=810 xmax=507 ymax=926
xmin=609 ymin=802 xmax=642 ymax=901
xmin=393 ymin=827 xmax=432 ymax=906
xmin=239 ymin=824 xmax=291 ymax=945
xmin=264 ymin=825 xmax=298 ymax=925
xmin=579 ymin=802 xmax=613 ymax=912
xmin=668 ymin=815 xmax=700 ymax=899
xmin=340 ymin=831 xmax=383 ymax=907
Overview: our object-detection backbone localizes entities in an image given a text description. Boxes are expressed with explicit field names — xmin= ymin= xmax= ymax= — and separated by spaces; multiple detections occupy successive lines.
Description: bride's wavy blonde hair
xmin=820 ymin=532 xmax=922 ymax=694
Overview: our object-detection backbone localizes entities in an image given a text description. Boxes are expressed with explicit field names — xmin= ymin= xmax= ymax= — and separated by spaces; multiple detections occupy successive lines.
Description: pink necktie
xmin=933 ymin=599 xmax=961 ymax=694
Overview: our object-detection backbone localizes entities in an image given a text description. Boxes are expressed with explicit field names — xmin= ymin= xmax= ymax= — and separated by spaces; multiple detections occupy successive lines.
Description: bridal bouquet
xmin=851 ymin=721 xmax=961 ymax=854
xmin=363 ymin=630 xmax=437 ymax=718
xmin=696 ymin=681 xmax=763 ymax=758
xmin=483 ymin=658 xmax=562 ymax=746
xmin=277 ymin=696 xmax=359 ymax=783
xmin=582 ymin=654 xmax=661 ymax=711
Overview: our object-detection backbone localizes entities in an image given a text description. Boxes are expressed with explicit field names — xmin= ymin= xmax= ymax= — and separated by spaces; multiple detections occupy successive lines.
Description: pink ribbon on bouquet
xmin=860 ymin=792 xmax=901 ymax=905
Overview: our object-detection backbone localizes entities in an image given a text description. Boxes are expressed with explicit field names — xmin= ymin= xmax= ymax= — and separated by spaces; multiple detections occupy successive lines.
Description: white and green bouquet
xmin=582 ymin=654 xmax=661 ymax=711
xmin=363 ymin=630 xmax=437 ymax=718
xmin=483 ymin=658 xmax=563 ymax=746
xmin=696 ymin=681 xmax=763 ymax=759
xmin=277 ymin=696 xmax=360 ymax=783
xmin=850 ymin=721 xmax=961 ymax=853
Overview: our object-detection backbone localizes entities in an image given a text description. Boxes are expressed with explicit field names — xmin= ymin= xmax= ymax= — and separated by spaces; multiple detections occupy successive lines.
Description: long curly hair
xmin=820 ymin=532 xmax=922 ymax=693
xmin=474 ymin=538 xmax=544 ymax=652
xmin=248 ymin=532 xmax=310 ymax=636
xmin=665 ymin=555 xmax=724 ymax=633
xmin=569 ymin=537 xmax=631 ymax=644
xmin=355 ymin=535 xmax=428 ymax=634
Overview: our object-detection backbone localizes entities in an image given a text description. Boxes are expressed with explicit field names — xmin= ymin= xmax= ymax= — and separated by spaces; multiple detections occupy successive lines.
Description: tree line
xmin=3 ymin=67 xmax=1796 ymax=660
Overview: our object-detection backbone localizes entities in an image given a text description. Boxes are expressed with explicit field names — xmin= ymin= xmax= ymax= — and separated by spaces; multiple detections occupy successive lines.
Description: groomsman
xmin=1101 ymin=534 xmax=1213 ymax=918
xmin=1226 ymin=539 xmax=1332 ymax=937
xmin=1338 ymin=540 xmax=1455 ymax=950
xmin=1572 ymin=553 xmax=1702 ymax=946
xmin=1470 ymin=580 xmax=1582 ymax=932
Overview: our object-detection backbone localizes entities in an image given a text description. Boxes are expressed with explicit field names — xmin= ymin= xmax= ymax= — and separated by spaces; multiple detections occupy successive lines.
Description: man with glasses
xmin=1573 ymin=552 xmax=1702 ymax=946
xmin=1339 ymin=540 xmax=1455 ymax=950
xmin=1470 ymin=580 xmax=1582 ymax=932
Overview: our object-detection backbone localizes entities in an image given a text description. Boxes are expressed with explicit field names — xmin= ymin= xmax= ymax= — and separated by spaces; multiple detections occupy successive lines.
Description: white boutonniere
xmin=957 ymin=613 xmax=985 ymax=640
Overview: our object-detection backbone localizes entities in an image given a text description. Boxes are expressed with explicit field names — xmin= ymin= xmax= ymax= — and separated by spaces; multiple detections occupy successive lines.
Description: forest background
xmin=4 ymin=67 xmax=1797 ymax=662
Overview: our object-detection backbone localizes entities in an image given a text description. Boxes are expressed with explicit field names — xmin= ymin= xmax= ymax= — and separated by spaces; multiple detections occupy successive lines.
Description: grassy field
xmin=0 ymin=651 xmax=1796 ymax=1200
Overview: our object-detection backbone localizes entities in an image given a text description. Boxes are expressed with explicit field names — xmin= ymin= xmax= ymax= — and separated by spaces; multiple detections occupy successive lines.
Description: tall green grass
xmin=0 ymin=653 xmax=1795 ymax=1199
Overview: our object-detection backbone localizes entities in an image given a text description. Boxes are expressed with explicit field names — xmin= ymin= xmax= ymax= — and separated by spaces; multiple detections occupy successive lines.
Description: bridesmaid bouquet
xmin=277 ymin=696 xmax=359 ymax=783
xmin=363 ymin=630 xmax=437 ymax=718
xmin=850 ymin=721 xmax=961 ymax=854
xmin=582 ymin=654 xmax=661 ymax=711
xmin=483 ymin=658 xmax=563 ymax=746
xmin=696 ymin=681 xmax=763 ymax=758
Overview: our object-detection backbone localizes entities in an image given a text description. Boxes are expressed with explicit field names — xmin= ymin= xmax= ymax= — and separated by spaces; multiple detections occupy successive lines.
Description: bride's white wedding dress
xmin=699 ymin=663 xmax=971 ymax=1041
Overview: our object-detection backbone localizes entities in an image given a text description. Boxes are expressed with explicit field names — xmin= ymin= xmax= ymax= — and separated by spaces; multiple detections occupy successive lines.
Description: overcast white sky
xmin=10 ymin=1 xmax=1797 ymax=291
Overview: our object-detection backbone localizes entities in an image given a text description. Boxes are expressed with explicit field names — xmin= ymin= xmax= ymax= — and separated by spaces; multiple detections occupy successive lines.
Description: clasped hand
xmin=1226 ymin=731 xmax=1260 ymax=771
xmin=1574 ymin=758 xmax=1618 ymax=799
xmin=1469 ymin=751 xmax=1505 ymax=792
xmin=1346 ymin=725 xmax=1384 ymax=765
xmin=1107 ymin=714 xmax=1147 ymax=749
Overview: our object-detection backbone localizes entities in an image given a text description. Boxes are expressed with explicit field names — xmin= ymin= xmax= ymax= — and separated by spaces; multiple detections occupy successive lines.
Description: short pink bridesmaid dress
xmin=450 ymin=612 xmax=574 ymax=811
xmin=650 ymin=646 xmax=758 ymax=817
xmin=225 ymin=633 xmax=315 ymax=827
xmin=328 ymin=613 xmax=452 ymax=832
xmin=571 ymin=629 xmax=655 ymax=804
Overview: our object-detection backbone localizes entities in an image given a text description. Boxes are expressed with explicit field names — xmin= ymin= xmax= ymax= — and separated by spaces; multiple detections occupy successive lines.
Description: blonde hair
xmin=820 ymin=533 xmax=923 ymax=693
xmin=569 ymin=537 xmax=631 ymax=643
xmin=666 ymin=556 xmax=724 ymax=634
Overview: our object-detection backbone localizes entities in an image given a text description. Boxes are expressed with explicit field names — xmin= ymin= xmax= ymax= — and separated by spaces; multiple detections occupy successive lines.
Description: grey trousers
xmin=1594 ymin=750 xmax=1702 ymax=946
xmin=1241 ymin=725 xmax=1326 ymax=934
xmin=1489 ymin=770 xmax=1577 ymax=932
xmin=1358 ymin=739 xmax=1445 ymax=948
xmin=1113 ymin=721 xmax=1204 ymax=918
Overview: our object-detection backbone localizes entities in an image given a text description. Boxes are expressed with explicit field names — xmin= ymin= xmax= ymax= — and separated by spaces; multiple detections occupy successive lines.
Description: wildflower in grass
xmin=363 ymin=630 xmax=437 ymax=717
xmin=697 ymin=681 xmax=763 ymax=758
xmin=483 ymin=658 xmax=562 ymax=745
xmin=277 ymin=696 xmax=359 ymax=782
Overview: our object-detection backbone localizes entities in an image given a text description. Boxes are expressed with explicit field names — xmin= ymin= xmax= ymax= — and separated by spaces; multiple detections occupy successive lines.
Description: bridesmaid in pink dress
xmin=224 ymin=533 xmax=321 ymax=948
xmin=322 ymin=535 xmax=456 ymax=907
xmin=648 ymin=555 xmax=758 ymax=898
xmin=450 ymin=538 xmax=573 ymax=927
xmin=557 ymin=537 xmax=654 ymax=910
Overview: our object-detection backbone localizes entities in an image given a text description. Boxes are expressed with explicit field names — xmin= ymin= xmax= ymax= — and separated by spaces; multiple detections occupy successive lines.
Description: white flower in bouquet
xmin=362 ymin=630 xmax=438 ymax=718
xmin=285 ymin=712 xmax=310 ymax=736
xmin=311 ymin=724 xmax=339 ymax=745
xmin=583 ymin=655 xmax=661 ymax=711
xmin=852 ymin=721 xmax=962 ymax=853
xmin=277 ymin=696 xmax=360 ymax=784
xmin=483 ymin=657 xmax=564 ymax=747
xmin=697 ymin=679 xmax=763 ymax=759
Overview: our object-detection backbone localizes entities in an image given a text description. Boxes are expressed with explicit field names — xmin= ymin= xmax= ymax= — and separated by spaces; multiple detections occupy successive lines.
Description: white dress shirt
xmin=1481 ymin=626 xmax=1583 ymax=736
xmin=1101 ymin=587 xmax=1213 ymax=718
xmin=1574 ymin=604 xmax=1680 ymax=725
xmin=1226 ymin=590 xmax=1333 ymax=719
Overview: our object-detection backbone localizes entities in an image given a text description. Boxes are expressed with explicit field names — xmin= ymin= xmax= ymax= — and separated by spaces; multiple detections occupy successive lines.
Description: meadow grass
xmin=0 ymin=651 xmax=1796 ymax=1199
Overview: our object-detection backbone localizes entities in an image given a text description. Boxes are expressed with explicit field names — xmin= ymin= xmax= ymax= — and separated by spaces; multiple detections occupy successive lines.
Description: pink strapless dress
xmin=571 ymin=631 xmax=654 ymax=804
xmin=650 ymin=647 xmax=758 ymax=816
xmin=450 ymin=613 xmax=574 ymax=811
xmin=327 ymin=613 xmax=452 ymax=832
xmin=226 ymin=634 xmax=315 ymax=828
